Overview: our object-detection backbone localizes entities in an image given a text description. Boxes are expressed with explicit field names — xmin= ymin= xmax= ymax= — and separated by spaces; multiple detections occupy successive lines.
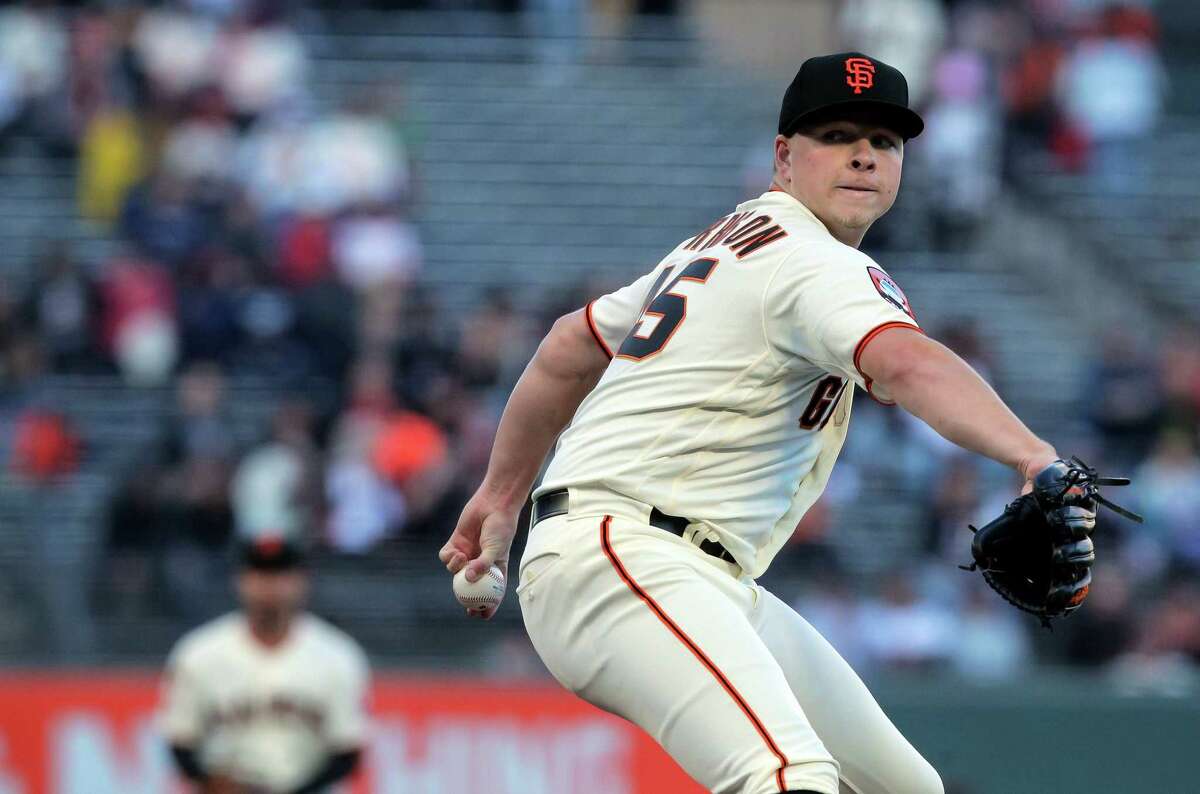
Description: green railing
xmin=873 ymin=672 xmax=1199 ymax=794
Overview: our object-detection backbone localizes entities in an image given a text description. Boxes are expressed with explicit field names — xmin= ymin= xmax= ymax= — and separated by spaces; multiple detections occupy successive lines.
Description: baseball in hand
xmin=453 ymin=565 xmax=506 ymax=614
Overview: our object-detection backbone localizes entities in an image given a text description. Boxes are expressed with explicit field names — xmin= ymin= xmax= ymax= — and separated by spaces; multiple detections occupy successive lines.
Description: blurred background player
xmin=160 ymin=536 xmax=369 ymax=794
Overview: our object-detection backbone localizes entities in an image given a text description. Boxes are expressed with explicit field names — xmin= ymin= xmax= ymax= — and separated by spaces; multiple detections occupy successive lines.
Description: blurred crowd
xmin=0 ymin=0 xmax=547 ymax=654
xmin=782 ymin=316 xmax=1200 ymax=691
xmin=847 ymin=0 xmax=1165 ymax=249
xmin=0 ymin=0 xmax=1195 ymax=691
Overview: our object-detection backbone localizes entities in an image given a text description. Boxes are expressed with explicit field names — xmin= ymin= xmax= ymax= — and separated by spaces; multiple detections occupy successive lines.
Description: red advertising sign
xmin=0 ymin=673 xmax=700 ymax=793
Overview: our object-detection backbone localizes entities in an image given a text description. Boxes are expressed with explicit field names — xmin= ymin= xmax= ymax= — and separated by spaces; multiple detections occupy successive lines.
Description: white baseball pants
xmin=517 ymin=499 xmax=944 ymax=794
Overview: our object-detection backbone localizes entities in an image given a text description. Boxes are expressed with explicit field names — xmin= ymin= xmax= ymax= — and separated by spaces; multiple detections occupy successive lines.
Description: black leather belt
xmin=531 ymin=489 xmax=736 ymax=565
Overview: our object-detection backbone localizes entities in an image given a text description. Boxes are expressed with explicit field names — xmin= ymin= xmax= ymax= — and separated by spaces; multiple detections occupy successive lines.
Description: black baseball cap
xmin=778 ymin=52 xmax=924 ymax=140
xmin=239 ymin=535 xmax=307 ymax=571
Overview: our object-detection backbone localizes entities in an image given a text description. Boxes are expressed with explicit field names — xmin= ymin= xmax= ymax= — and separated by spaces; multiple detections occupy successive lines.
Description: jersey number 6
xmin=617 ymin=257 xmax=719 ymax=361
xmin=799 ymin=375 xmax=847 ymax=430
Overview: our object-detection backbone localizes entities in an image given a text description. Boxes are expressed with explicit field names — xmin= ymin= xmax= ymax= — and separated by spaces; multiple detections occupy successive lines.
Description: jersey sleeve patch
xmin=867 ymin=266 xmax=915 ymax=319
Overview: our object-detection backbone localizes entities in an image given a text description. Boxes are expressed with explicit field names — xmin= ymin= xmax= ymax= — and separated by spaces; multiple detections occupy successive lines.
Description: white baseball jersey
xmin=537 ymin=188 xmax=921 ymax=577
xmin=161 ymin=612 xmax=370 ymax=792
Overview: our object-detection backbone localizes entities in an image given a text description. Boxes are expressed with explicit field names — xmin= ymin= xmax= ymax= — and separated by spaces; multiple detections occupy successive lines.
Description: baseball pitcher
xmin=441 ymin=51 xmax=1126 ymax=794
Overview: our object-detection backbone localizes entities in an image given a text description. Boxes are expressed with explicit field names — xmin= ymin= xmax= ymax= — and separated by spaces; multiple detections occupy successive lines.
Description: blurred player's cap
xmin=239 ymin=535 xmax=307 ymax=571
xmin=778 ymin=51 xmax=924 ymax=140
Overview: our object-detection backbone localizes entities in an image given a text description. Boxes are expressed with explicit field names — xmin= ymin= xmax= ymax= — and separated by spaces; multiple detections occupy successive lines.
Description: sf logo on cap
xmin=845 ymin=57 xmax=875 ymax=94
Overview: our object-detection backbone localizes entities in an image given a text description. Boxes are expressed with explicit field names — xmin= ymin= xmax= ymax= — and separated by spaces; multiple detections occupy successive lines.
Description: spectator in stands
xmin=176 ymin=249 xmax=246 ymax=365
xmin=840 ymin=398 xmax=940 ymax=495
xmin=793 ymin=573 xmax=869 ymax=671
xmin=119 ymin=169 xmax=215 ymax=268
xmin=0 ymin=1 xmax=68 ymax=144
xmin=216 ymin=3 xmax=308 ymax=126
xmin=159 ymin=448 xmax=235 ymax=621
xmin=355 ymin=280 xmax=406 ymax=362
xmin=391 ymin=284 xmax=459 ymax=407
xmin=331 ymin=202 xmax=423 ymax=293
xmin=837 ymin=0 xmax=946 ymax=106
xmin=324 ymin=356 xmax=406 ymax=553
xmin=292 ymin=272 xmax=357 ymax=381
xmin=23 ymin=243 xmax=100 ymax=374
xmin=228 ymin=271 xmax=308 ymax=380
xmin=160 ymin=85 xmax=238 ymax=189
xmin=921 ymin=453 xmax=985 ymax=561
xmin=939 ymin=317 xmax=998 ymax=389
xmin=325 ymin=435 xmax=406 ymax=555
xmin=157 ymin=362 xmax=237 ymax=619
xmin=163 ymin=363 xmax=235 ymax=468
xmin=1000 ymin=11 xmax=1072 ymax=174
xmin=1139 ymin=580 xmax=1200 ymax=665
xmin=10 ymin=407 xmax=79 ymax=484
xmin=856 ymin=571 xmax=958 ymax=673
xmin=8 ymin=404 xmax=89 ymax=659
xmin=0 ymin=332 xmax=46 ymax=399
xmin=919 ymin=49 xmax=1002 ymax=250
xmin=132 ymin=5 xmax=219 ymax=103
xmin=77 ymin=101 xmax=146 ymax=223
xmin=100 ymin=464 xmax=165 ymax=619
xmin=1059 ymin=562 xmax=1137 ymax=668
xmin=1083 ymin=328 xmax=1163 ymax=471
xmin=97 ymin=251 xmax=177 ymax=385
xmin=231 ymin=398 xmax=319 ymax=543
xmin=300 ymin=94 xmax=412 ymax=213
xmin=1133 ymin=427 xmax=1200 ymax=574
xmin=948 ymin=583 xmax=1031 ymax=681
xmin=1055 ymin=4 xmax=1166 ymax=193
xmin=455 ymin=287 xmax=534 ymax=397
xmin=236 ymin=109 xmax=311 ymax=217
xmin=276 ymin=212 xmax=333 ymax=288
xmin=370 ymin=408 xmax=451 ymax=535
xmin=1111 ymin=581 xmax=1200 ymax=696
xmin=0 ymin=278 xmax=20 ymax=389
xmin=1159 ymin=324 xmax=1200 ymax=432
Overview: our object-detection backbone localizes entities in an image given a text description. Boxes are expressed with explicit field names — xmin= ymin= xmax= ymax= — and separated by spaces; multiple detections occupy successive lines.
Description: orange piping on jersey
xmin=853 ymin=321 xmax=924 ymax=406
xmin=584 ymin=300 xmax=614 ymax=360
xmin=599 ymin=516 xmax=791 ymax=793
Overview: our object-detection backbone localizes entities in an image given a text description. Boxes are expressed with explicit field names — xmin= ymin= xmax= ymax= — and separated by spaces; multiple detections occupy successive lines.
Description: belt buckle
xmin=686 ymin=524 xmax=735 ymax=566
xmin=683 ymin=524 xmax=714 ymax=550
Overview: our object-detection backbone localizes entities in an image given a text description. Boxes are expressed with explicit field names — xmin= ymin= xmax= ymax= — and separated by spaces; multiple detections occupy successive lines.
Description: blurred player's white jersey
xmin=538 ymin=188 xmax=920 ymax=576
xmin=161 ymin=612 xmax=369 ymax=792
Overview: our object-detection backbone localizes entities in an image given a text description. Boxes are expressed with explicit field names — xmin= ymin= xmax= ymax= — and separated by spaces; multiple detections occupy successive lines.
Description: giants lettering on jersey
xmin=203 ymin=694 xmax=325 ymax=733
xmin=683 ymin=211 xmax=788 ymax=259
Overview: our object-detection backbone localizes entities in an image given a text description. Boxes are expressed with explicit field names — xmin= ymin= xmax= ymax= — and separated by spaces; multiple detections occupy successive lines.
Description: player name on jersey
xmin=682 ymin=211 xmax=789 ymax=259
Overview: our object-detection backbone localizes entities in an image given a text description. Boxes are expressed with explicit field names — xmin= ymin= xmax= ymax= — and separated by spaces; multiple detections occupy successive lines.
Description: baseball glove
xmin=961 ymin=457 xmax=1142 ymax=627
